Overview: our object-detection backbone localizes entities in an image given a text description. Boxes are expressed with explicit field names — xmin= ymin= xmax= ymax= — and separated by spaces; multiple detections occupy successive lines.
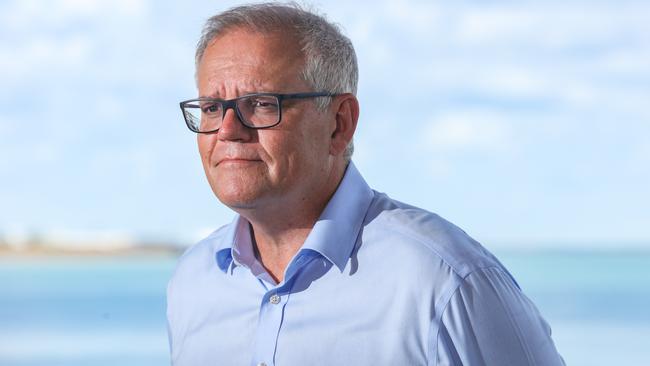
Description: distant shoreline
xmin=2 ymin=241 xmax=649 ymax=258
xmin=0 ymin=244 xmax=184 ymax=257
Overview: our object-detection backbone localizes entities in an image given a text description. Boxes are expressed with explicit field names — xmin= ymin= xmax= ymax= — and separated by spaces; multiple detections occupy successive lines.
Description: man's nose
xmin=217 ymin=108 xmax=252 ymax=141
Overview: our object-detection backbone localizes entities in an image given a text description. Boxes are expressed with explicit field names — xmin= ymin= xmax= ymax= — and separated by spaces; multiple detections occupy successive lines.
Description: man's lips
xmin=216 ymin=157 xmax=262 ymax=166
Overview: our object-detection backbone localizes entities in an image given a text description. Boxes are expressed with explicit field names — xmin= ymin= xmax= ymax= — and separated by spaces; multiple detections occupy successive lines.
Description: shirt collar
xmin=299 ymin=162 xmax=373 ymax=271
xmin=214 ymin=162 xmax=374 ymax=273
xmin=215 ymin=216 xmax=239 ymax=273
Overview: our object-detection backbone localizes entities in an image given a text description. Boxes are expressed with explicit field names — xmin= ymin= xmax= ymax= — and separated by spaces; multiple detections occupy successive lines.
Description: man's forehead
xmin=206 ymin=27 xmax=302 ymax=58
xmin=197 ymin=28 xmax=307 ymax=97
xmin=198 ymin=80 xmax=273 ymax=99
xmin=201 ymin=30 xmax=303 ymax=70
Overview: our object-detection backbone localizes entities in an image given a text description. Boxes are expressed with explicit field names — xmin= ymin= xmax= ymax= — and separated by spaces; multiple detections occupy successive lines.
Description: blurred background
xmin=1 ymin=0 xmax=649 ymax=365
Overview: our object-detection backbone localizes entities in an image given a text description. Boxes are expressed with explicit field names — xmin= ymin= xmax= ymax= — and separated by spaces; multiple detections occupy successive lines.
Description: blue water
xmin=496 ymin=250 xmax=650 ymax=365
xmin=0 ymin=256 xmax=174 ymax=366
xmin=1 ymin=250 xmax=649 ymax=365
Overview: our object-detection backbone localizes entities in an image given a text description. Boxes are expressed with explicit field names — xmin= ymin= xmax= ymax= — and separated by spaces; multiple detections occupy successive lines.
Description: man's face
xmin=196 ymin=28 xmax=335 ymax=212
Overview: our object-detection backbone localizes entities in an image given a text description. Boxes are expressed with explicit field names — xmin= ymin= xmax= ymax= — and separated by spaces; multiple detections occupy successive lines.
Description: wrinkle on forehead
xmin=197 ymin=29 xmax=306 ymax=99
xmin=200 ymin=79 xmax=269 ymax=99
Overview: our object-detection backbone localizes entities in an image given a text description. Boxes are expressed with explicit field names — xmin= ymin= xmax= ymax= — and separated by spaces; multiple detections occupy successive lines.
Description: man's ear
xmin=329 ymin=94 xmax=359 ymax=156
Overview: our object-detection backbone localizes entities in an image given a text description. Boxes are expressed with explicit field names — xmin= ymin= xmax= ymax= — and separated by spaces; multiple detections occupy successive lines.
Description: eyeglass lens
xmin=183 ymin=95 xmax=281 ymax=132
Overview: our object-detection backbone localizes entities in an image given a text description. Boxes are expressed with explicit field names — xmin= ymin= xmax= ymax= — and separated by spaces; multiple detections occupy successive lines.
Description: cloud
xmin=424 ymin=110 xmax=515 ymax=153
xmin=454 ymin=2 xmax=650 ymax=46
xmin=346 ymin=0 xmax=650 ymax=120
xmin=382 ymin=0 xmax=442 ymax=34
xmin=0 ymin=0 xmax=148 ymax=30
xmin=0 ymin=35 xmax=92 ymax=89
xmin=0 ymin=0 xmax=193 ymax=94
xmin=1 ymin=0 xmax=648 ymax=243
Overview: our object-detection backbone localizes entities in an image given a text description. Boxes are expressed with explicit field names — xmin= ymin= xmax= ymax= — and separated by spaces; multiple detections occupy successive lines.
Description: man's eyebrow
xmin=198 ymin=90 xmax=278 ymax=99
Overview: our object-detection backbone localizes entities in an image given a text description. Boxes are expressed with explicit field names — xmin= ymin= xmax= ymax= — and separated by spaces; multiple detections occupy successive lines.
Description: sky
xmin=1 ymin=0 xmax=649 ymax=249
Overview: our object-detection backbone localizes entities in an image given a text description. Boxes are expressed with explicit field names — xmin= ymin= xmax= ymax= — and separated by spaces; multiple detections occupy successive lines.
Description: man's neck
xmin=249 ymin=224 xmax=313 ymax=284
xmin=239 ymin=161 xmax=348 ymax=283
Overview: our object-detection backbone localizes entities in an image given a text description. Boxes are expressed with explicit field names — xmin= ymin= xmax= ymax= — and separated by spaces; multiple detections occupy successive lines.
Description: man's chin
xmin=219 ymin=199 xmax=258 ymax=211
xmin=214 ymin=189 xmax=265 ymax=211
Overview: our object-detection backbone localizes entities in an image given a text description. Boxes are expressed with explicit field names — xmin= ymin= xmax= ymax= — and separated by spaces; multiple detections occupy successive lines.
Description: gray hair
xmin=194 ymin=2 xmax=357 ymax=160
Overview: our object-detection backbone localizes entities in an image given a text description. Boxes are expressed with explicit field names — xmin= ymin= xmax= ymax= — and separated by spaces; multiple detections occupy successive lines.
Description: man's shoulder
xmin=363 ymin=191 xmax=504 ymax=279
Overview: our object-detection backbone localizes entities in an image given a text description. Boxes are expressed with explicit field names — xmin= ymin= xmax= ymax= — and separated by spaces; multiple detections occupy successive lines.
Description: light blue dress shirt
xmin=167 ymin=163 xmax=564 ymax=366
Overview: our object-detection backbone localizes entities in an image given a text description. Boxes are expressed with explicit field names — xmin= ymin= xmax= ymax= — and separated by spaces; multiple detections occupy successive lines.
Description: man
xmin=167 ymin=3 xmax=565 ymax=366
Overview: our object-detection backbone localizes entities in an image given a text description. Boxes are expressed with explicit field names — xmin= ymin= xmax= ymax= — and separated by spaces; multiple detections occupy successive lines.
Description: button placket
xmin=252 ymin=289 xmax=290 ymax=366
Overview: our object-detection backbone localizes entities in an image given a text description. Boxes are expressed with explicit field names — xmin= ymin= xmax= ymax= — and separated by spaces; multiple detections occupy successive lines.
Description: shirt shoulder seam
xmin=431 ymin=266 xmax=537 ymax=366
xmin=377 ymin=223 xmax=471 ymax=278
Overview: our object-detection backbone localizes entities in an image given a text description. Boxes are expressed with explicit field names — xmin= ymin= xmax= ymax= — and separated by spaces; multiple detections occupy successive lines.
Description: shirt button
xmin=269 ymin=294 xmax=280 ymax=304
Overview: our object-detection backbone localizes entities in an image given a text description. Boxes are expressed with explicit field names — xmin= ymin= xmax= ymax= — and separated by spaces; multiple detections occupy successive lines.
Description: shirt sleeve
xmin=435 ymin=266 xmax=565 ymax=366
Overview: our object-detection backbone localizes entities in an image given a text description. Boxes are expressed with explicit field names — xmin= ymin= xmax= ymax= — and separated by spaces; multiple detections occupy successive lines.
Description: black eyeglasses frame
xmin=179 ymin=91 xmax=337 ymax=134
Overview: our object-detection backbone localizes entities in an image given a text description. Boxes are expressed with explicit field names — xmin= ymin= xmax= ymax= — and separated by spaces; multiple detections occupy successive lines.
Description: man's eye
xmin=202 ymin=104 xmax=221 ymax=114
xmin=251 ymin=98 xmax=278 ymax=108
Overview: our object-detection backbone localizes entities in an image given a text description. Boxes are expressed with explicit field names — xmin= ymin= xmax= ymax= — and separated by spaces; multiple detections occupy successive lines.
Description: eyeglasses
xmin=179 ymin=92 xmax=336 ymax=133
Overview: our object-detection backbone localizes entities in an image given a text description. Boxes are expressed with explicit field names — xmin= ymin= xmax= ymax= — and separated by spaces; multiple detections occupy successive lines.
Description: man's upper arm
xmin=435 ymin=266 xmax=565 ymax=366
